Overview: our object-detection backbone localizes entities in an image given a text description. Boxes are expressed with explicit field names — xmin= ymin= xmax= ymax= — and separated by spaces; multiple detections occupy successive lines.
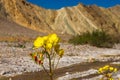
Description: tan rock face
xmin=0 ymin=0 xmax=120 ymax=36
xmin=0 ymin=0 xmax=55 ymax=34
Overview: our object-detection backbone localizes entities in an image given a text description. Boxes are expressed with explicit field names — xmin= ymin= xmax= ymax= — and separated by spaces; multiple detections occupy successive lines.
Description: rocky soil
xmin=0 ymin=42 xmax=120 ymax=80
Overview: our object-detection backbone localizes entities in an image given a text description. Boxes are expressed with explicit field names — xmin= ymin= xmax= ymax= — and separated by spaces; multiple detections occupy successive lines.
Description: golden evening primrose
xmin=58 ymin=49 xmax=64 ymax=57
xmin=54 ymin=44 xmax=60 ymax=52
xmin=47 ymin=34 xmax=59 ymax=46
xmin=114 ymin=68 xmax=117 ymax=72
xmin=98 ymin=65 xmax=118 ymax=80
xmin=109 ymin=78 xmax=114 ymax=80
xmin=46 ymin=43 xmax=52 ymax=50
xmin=43 ymin=36 xmax=48 ymax=41
xmin=30 ymin=33 xmax=64 ymax=80
xmin=109 ymin=67 xmax=114 ymax=71
xmin=34 ymin=37 xmax=44 ymax=48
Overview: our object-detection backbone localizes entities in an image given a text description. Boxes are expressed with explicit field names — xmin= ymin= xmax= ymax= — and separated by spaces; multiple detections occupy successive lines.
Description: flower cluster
xmin=30 ymin=33 xmax=64 ymax=65
xmin=30 ymin=33 xmax=64 ymax=80
xmin=98 ymin=65 xmax=117 ymax=74
xmin=98 ymin=65 xmax=118 ymax=80
xmin=33 ymin=34 xmax=59 ymax=49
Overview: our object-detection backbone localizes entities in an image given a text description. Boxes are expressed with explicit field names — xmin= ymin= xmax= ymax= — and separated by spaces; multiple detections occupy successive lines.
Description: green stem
xmin=48 ymin=54 xmax=53 ymax=80
xmin=55 ymin=57 xmax=60 ymax=70
xmin=41 ymin=64 xmax=49 ymax=77
xmin=52 ymin=53 xmax=56 ymax=70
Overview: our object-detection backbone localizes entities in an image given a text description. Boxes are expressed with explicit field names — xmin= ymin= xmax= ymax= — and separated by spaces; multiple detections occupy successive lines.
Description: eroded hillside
xmin=0 ymin=0 xmax=120 ymax=36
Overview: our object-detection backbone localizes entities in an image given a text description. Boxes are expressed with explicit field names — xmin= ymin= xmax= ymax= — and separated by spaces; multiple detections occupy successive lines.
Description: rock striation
xmin=0 ymin=0 xmax=120 ymax=36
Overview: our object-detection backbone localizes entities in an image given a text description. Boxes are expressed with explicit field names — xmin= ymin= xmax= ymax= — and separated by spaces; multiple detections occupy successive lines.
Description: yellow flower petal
xmin=109 ymin=67 xmax=114 ymax=71
xmin=46 ymin=43 xmax=52 ymax=50
xmin=58 ymin=49 xmax=64 ymax=57
xmin=114 ymin=68 xmax=117 ymax=72
xmin=43 ymin=36 xmax=48 ymax=41
xmin=54 ymin=44 xmax=60 ymax=52
xmin=98 ymin=68 xmax=103 ymax=73
xmin=33 ymin=37 xmax=44 ymax=48
xmin=47 ymin=33 xmax=59 ymax=46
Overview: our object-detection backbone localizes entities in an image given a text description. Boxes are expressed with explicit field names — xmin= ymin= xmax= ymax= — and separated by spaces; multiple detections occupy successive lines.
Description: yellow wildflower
xmin=107 ymin=73 xmax=112 ymax=77
xmin=34 ymin=37 xmax=44 ymax=48
xmin=43 ymin=36 xmax=48 ymax=41
xmin=46 ymin=43 xmax=52 ymax=50
xmin=109 ymin=78 xmax=113 ymax=80
xmin=54 ymin=44 xmax=60 ymax=52
xmin=109 ymin=67 xmax=114 ymax=71
xmin=98 ymin=68 xmax=103 ymax=73
xmin=47 ymin=34 xmax=59 ymax=46
xmin=103 ymin=65 xmax=109 ymax=70
xmin=58 ymin=49 xmax=64 ymax=57
xmin=114 ymin=68 xmax=117 ymax=72
xmin=104 ymin=65 xmax=109 ymax=68
xmin=98 ymin=65 xmax=118 ymax=80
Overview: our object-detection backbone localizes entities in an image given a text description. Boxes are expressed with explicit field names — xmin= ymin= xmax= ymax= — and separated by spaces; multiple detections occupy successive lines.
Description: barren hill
xmin=0 ymin=0 xmax=120 ymax=36
xmin=0 ymin=16 xmax=45 ymax=41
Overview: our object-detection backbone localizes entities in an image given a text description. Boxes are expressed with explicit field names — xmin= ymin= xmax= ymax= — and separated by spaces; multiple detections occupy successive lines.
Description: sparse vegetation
xmin=69 ymin=30 xmax=120 ymax=48
xmin=30 ymin=33 xmax=64 ymax=80
xmin=98 ymin=65 xmax=118 ymax=80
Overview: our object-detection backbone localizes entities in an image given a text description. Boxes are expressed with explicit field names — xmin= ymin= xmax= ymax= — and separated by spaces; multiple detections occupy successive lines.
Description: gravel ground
xmin=0 ymin=42 xmax=120 ymax=79
xmin=57 ymin=69 xmax=98 ymax=80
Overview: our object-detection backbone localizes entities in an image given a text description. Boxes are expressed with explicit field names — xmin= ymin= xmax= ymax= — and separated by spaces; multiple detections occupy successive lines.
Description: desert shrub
xmin=69 ymin=30 xmax=117 ymax=48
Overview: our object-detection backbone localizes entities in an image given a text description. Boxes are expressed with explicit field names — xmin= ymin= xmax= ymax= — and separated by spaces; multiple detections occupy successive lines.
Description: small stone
xmin=9 ymin=78 xmax=12 ymax=80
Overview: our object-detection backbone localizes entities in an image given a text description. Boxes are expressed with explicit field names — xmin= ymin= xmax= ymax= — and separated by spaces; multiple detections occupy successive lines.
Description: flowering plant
xmin=30 ymin=33 xmax=64 ymax=80
xmin=98 ymin=65 xmax=117 ymax=80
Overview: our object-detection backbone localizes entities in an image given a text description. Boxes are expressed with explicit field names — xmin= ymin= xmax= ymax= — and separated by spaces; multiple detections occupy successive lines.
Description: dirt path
xmin=2 ymin=61 xmax=119 ymax=80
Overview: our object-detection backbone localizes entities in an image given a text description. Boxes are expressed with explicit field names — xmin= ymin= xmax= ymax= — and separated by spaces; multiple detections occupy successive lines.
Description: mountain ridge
xmin=0 ymin=0 xmax=120 ymax=37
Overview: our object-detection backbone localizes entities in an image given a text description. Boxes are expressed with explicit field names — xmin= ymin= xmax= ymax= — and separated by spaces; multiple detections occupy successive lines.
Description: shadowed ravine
xmin=1 ymin=61 xmax=120 ymax=80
